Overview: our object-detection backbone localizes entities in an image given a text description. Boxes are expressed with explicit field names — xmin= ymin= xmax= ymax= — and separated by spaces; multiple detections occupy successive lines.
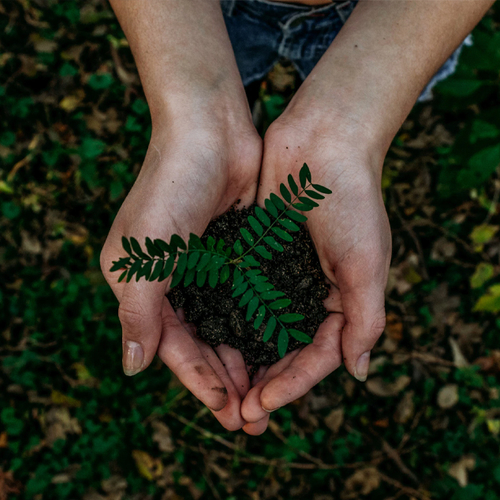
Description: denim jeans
xmin=220 ymin=0 xmax=471 ymax=102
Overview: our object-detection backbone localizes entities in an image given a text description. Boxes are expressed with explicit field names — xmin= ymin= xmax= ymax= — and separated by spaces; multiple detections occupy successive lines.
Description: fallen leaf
xmin=151 ymin=421 xmax=175 ymax=454
xmin=366 ymin=376 xmax=411 ymax=397
xmin=470 ymin=263 xmax=495 ymax=289
xmin=449 ymin=338 xmax=470 ymax=368
xmin=132 ymin=450 xmax=163 ymax=481
xmin=474 ymin=284 xmax=500 ymax=313
xmin=470 ymin=224 xmax=499 ymax=252
xmin=448 ymin=456 xmax=476 ymax=487
xmin=342 ymin=468 xmax=380 ymax=498
xmin=43 ymin=407 xmax=82 ymax=446
xmin=51 ymin=390 xmax=82 ymax=408
xmin=394 ymin=391 xmax=415 ymax=424
xmin=437 ymin=384 xmax=459 ymax=409
xmin=324 ymin=408 xmax=344 ymax=434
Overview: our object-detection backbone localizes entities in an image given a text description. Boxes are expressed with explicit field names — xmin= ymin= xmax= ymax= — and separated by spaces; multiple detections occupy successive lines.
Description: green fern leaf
xmin=254 ymin=245 xmax=272 ymax=260
xmin=240 ymin=256 xmax=261 ymax=268
xmin=246 ymin=296 xmax=259 ymax=321
xmin=176 ymin=252 xmax=188 ymax=276
xmin=268 ymin=298 xmax=292 ymax=310
xmin=170 ymin=234 xmax=186 ymax=251
xmin=292 ymin=202 xmax=314 ymax=212
xmin=118 ymin=269 xmax=127 ymax=283
xmin=184 ymin=268 xmax=195 ymax=287
xmin=278 ymin=313 xmax=305 ymax=323
xmin=122 ymin=236 xmax=132 ymax=255
xmin=216 ymin=238 xmax=225 ymax=252
xmin=272 ymin=227 xmax=293 ymax=242
xmin=264 ymin=198 xmax=278 ymax=217
xmin=240 ymin=228 xmax=254 ymax=246
xmin=312 ymin=183 xmax=332 ymax=194
xmin=264 ymin=236 xmax=284 ymax=252
xmin=232 ymin=282 xmax=248 ymax=298
xmin=208 ymin=267 xmax=219 ymax=288
xmin=280 ymin=183 xmax=292 ymax=203
xmin=126 ymin=260 xmax=142 ymax=282
xmin=154 ymin=238 xmax=171 ymax=254
xmin=278 ymin=218 xmax=300 ymax=232
xmin=278 ymin=329 xmax=289 ymax=358
xmin=253 ymin=305 xmax=266 ymax=329
xmin=248 ymin=216 xmax=263 ymax=236
xmin=131 ymin=237 xmax=150 ymax=259
xmin=289 ymin=329 xmax=313 ymax=343
xmin=170 ymin=267 xmax=184 ymax=288
xmin=196 ymin=270 xmax=207 ymax=287
xmin=220 ymin=265 xmax=230 ymax=284
xmin=261 ymin=290 xmax=286 ymax=300
xmin=110 ymin=257 xmax=130 ymax=272
xmin=233 ymin=239 xmax=244 ymax=256
xmin=150 ymin=260 xmax=164 ymax=280
xmin=285 ymin=209 xmax=307 ymax=223
xmin=239 ymin=289 xmax=254 ymax=307
xmin=270 ymin=193 xmax=285 ymax=210
xmin=145 ymin=237 xmax=162 ymax=257
xmin=299 ymin=163 xmax=312 ymax=188
xmin=287 ymin=174 xmax=299 ymax=196
xmin=207 ymin=236 xmax=216 ymax=251
xmin=141 ymin=260 xmax=154 ymax=280
xmin=196 ymin=253 xmax=211 ymax=271
xmin=263 ymin=317 xmax=277 ymax=342
xmin=187 ymin=252 xmax=200 ymax=270
xmin=159 ymin=255 xmax=175 ymax=281
xmin=255 ymin=206 xmax=271 ymax=226
xmin=246 ymin=269 xmax=262 ymax=279
xmin=254 ymin=282 xmax=273 ymax=293
xmin=305 ymin=189 xmax=325 ymax=200
xmin=188 ymin=233 xmax=204 ymax=250
xmin=298 ymin=196 xmax=319 ymax=208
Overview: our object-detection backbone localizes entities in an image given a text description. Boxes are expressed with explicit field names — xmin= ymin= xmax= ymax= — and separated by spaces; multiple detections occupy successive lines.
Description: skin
xmin=102 ymin=0 xmax=495 ymax=435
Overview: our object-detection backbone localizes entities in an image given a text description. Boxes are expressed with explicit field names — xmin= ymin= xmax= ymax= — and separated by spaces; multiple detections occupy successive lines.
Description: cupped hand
xmin=101 ymin=118 xmax=262 ymax=431
xmin=241 ymin=118 xmax=392 ymax=434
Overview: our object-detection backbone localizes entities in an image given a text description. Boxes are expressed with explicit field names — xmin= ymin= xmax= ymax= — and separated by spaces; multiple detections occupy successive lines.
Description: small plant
xmin=110 ymin=164 xmax=331 ymax=358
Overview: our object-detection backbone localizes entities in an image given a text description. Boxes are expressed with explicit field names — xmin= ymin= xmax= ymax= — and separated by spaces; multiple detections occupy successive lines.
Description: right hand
xmin=101 ymin=114 xmax=262 ymax=431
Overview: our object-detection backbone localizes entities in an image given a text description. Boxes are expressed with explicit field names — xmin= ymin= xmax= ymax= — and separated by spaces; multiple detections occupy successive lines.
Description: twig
xmin=379 ymin=472 xmax=431 ymax=500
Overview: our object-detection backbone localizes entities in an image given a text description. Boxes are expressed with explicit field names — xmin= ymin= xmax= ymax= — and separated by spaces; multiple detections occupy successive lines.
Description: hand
xmin=101 ymin=116 xmax=262 ymax=431
xmin=241 ymin=115 xmax=391 ymax=435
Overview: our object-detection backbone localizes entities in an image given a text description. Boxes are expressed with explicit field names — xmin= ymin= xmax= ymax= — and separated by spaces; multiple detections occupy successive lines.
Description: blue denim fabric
xmin=221 ymin=0 xmax=471 ymax=102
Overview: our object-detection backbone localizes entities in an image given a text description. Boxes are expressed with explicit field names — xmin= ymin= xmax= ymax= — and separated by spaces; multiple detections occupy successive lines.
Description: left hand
xmin=240 ymin=112 xmax=392 ymax=435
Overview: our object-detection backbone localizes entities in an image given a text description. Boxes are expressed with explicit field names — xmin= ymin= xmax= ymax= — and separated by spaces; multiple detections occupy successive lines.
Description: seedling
xmin=110 ymin=164 xmax=331 ymax=358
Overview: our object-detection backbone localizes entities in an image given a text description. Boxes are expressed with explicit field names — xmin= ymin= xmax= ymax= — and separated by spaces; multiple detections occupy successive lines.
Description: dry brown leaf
xmin=342 ymin=468 xmax=381 ymax=498
xmin=366 ymin=376 xmax=411 ymax=397
xmin=151 ymin=421 xmax=175 ymax=454
xmin=437 ymin=384 xmax=459 ymax=409
xmin=324 ymin=408 xmax=344 ymax=434
xmin=449 ymin=338 xmax=469 ymax=368
xmin=43 ymin=407 xmax=82 ymax=446
xmin=394 ymin=391 xmax=415 ymax=424
xmin=448 ymin=456 xmax=476 ymax=487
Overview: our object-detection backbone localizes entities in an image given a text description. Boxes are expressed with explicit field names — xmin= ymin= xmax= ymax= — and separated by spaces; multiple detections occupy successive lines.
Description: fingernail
xmin=262 ymin=406 xmax=280 ymax=413
xmin=123 ymin=340 xmax=144 ymax=376
xmin=354 ymin=351 xmax=370 ymax=382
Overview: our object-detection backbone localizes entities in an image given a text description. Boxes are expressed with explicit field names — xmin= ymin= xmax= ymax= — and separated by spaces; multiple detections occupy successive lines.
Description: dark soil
xmin=168 ymin=206 xmax=329 ymax=367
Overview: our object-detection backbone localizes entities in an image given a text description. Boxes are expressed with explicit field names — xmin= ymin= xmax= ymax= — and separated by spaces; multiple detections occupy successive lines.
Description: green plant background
xmin=1 ymin=2 xmax=500 ymax=499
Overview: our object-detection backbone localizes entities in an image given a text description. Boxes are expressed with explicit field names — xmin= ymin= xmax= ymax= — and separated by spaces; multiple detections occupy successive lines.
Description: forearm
xmin=109 ymin=0 xmax=250 ymax=127
xmin=282 ymin=0 xmax=494 ymax=158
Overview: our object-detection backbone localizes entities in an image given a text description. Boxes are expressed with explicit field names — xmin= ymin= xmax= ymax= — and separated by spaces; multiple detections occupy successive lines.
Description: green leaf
xmin=196 ymin=270 xmax=207 ymax=287
xmin=268 ymin=299 xmax=292 ymax=310
xmin=110 ymin=257 xmax=130 ymax=272
xmin=298 ymin=196 xmax=319 ymax=208
xmin=312 ymin=183 xmax=332 ymax=194
xmin=159 ymin=255 xmax=175 ymax=281
xmin=246 ymin=296 xmax=260 ymax=321
xmin=254 ymin=306 xmax=266 ymax=329
xmin=248 ymin=216 xmax=263 ymax=236
xmin=292 ymin=202 xmax=314 ymax=212
xmin=188 ymin=233 xmax=204 ymax=250
xmin=232 ymin=282 xmax=248 ymax=298
xmin=278 ymin=329 xmax=289 ymax=358
xmin=187 ymin=252 xmax=200 ymax=270
xmin=176 ymin=252 xmax=188 ymax=276
xmin=474 ymin=284 xmax=500 ymax=313
xmin=196 ymin=253 xmax=212 ymax=271
xmin=155 ymin=239 xmax=172 ymax=254
xmin=470 ymin=263 xmax=495 ymax=289
xmin=279 ymin=313 xmax=305 ymax=323
xmin=278 ymin=218 xmax=300 ymax=232
xmin=246 ymin=269 xmax=262 ymax=279
xmin=216 ymin=238 xmax=225 ymax=253
xmin=265 ymin=198 xmax=278 ymax=217
xmin=299 ymin=163 xmax=312 ymax=188
xmin=170 ymin=267 xmax=184 ymax=288
xmin=272 ymin=227 xmax=293 ymax=242
xmin=255 ymin=245 xmax=273 ymax=260
xmin=263 ymin=317 xmax=277 ymax=342
xmin=255 ymin=206 xmax=271 ymax=226
xmin=220 ymin=265 xmax=230 ymax=284
xmin=240 ymin=256 xmax=261 ymax=267
xmin=289 ymin=329 xmax=313 ymax=343
xmin=118 ymin=270 xmax=127 ymax=283
xmin=145 ymin=237 xmax=162 ymax=257
xmin=254 ymin=282 xmax=273 ymax=293
xmin=170 ymin=234 xmax=187 ymax=251
xmin=233 ymin=239 xmax=244 ymax=256
xmin=261 ymin=290 xmax=286 ymax=300
xmin=240 ymin=228 xmax=254 ymax=246
xmin=150 ymin=260 xmax=164 ymax=280
xmin=184 ymin=268 xmax=195 ymax=287
xmin=437 ymin=78 xmax=483 ymax=97
xmin=280 ymin=183 xmax=292 ymax=203
xmin=208 ymin=267 xmax=219 ymax=288
xmin=287 ymin=174 xmax=299 ymax=196
xmin=137 ymin=259 xmax=153 ymax=281
xmin=264 ymin=236 xmax=284 ymax=252
xmin=131 ymin=237 xmax=150 ymax=259
xmin=122 ymin=236 xmax=132 ymax=255
xmin=239 ymin=289 xmax=254 ymax=307
xmin=286 ymin=209 xmax=307 ymax=223
xmin=270 ymin=193 xmax=285 ymax=210
xmin=207 ymin=236 xmax=216 ymax=251
xmin=305 ymin=189 xmax=325 ymax=200
xmin=126 ymin=260 xmax=142 ymax=282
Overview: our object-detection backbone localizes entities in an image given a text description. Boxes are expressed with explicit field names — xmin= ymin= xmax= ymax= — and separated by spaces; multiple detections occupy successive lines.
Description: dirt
xmin=168 ymin=206 xmax=329 ymax=368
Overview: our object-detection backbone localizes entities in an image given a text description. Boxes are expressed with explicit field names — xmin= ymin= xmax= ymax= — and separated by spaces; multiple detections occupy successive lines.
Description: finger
xmin=215 ymin=344 xmax=250 ymax=400
xmin=251 ymin=365 xmax=269 ymax=386
xmin=242 ymin=415 xmax=270 ymax=436
xmin=259 ymin=313 xmax=344 ymax=412
xmin=241 ymin=350 xmax=301 ymax=423
xmin=323 ymin=279 xmax=343 ymax=314
xmin=157 ymin=302 xmax=229 ymax=412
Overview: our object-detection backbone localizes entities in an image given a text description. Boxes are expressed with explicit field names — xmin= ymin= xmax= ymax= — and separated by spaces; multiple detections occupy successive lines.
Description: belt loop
xmin=335 ymin=0 xmax=356 ymax=24
xmin=221 ymin=0 xmax=236 ymax=17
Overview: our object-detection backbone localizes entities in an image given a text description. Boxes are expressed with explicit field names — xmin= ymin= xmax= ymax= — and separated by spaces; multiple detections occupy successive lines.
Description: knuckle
xmin=118 ymin=302 xmax=148 ymax=331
